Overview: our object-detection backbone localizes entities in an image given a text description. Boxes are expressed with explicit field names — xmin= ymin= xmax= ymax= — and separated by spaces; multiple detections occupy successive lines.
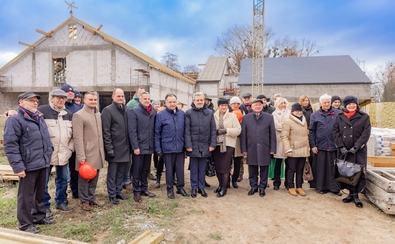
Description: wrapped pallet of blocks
xmin=365 ymin=168 xmax=395 ymax=215
xmin=368 ymin=127 xmax=395 ymax=167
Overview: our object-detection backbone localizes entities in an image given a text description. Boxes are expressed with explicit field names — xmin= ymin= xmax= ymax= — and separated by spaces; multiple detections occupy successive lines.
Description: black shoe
xmin=354 ymin=198 xmax=363 ymax=208
xmin=176 ymin=188 xmax=189 ymax=197
xmin=259 ymin=189 xmax=266 ymax=197
xmin=116 ymin=194 xmax=131 ymax=200
xmin=141 ymin=191 xmax=156 ymax=197
xmin=232 ymin=181 xmax=239 ymax=188
xmin=273 ymin=186 xmax=280 ymax=191
xmin=342 ymin=195 xmax=353 ymax=203
xmin=155 ymin=179 xmax=160 ymax=188
xmin=333 ymin=191 xmax=342 ymax=196
xmin=45 ymin=208 xmax=53 ymax=219
xmin=248 ymin=188 xmax=258 ymax=196
xmin=109 ymin=197 xmax=119 ymax=205
xmin=227 ymin=183 xmax=230 ymax=189
xmin=214 ymin=186 xmax=222 ymax=193
xmin=148 ymin=173 xmax=157 ymax=181
xmin=191 ymin=189 xmax=197 ymax=198
xmin=199 ymin=188 xmax=208 ymax=198
xmin=34 ymin=218 xmax=56 ymax=225
xmin=167 ymin=191 xmax=175 ymax=199
xmin=205 ymin=181 xmax=211 ymax=187
xmin=55 ymin=203 xmax=71 ymax=211
xmin=216 ymin=190 xmax=226 ymax=198
xmin=72 ymin=194 xmax=79 ymax=199
xmin=319 ymin=190 xmax=329 ymax=194
xmin=64 ymin=198 xmax=69 ymax=205
xmin=21 ymin=226 xmax=40 ymax=234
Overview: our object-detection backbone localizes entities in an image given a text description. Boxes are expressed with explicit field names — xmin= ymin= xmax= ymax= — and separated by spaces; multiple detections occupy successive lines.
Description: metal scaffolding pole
xmin=251 ymin=0 xmax=265 ymax=97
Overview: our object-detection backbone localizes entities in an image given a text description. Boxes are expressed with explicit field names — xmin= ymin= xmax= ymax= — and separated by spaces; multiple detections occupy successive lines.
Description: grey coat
xmin=240 ymin=111 xmax=276 ymax=166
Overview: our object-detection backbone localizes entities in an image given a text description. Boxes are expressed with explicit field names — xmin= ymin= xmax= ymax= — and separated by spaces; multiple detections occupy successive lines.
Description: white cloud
xmin=0 ymin=52 xmax=18 ymax=68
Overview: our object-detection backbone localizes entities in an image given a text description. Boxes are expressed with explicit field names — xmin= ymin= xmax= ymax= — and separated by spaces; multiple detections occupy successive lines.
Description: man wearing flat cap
xmin=4 ymin=92 xmax=54 ymax=233
xmin=39 ymin=89 xmax=74 ymax=215
xmin=240 ymin=93 xmax=252 ymax=115
xmin=240 ymin=99 xmax=276 ymax=197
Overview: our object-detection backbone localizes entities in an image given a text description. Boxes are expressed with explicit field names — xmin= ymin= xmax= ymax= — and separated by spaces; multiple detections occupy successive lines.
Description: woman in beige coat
xmin=212 ymin=98 xmax=241 ymax=197
xmin=281 ymin=103 xmax=310 ymax=196
xmin=272 ymin=97 xmax=290 ymax=190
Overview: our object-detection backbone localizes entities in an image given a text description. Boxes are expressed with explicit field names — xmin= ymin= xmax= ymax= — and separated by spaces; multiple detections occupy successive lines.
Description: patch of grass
xmin=0 ymin=193 xmax=17 ymax=227
xmin=142 ymin=198 xmax=179 ymax=217
xmin=209 ymin=232 xmax=223 ymax=241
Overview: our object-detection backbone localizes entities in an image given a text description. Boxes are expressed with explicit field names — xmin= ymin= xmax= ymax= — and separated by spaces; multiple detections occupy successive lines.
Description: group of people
xmin=3 ymin=86 xmax=371 ymax=234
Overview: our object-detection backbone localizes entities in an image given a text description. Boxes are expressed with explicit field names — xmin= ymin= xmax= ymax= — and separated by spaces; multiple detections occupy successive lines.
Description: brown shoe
xmin=81 ymin=202 xmax=93 ymax=211
xmin=288 ymin=188 xmax=297 ymax=196
xmin=89 ymin=199 xmax=104 ymax=207
xmin=133 ymin=194 xmax=142 ymax=203
xmin=296 ymin=188 xmax=306 ymax=196
xmin=141 ymin=191 xmax=156 ymax=197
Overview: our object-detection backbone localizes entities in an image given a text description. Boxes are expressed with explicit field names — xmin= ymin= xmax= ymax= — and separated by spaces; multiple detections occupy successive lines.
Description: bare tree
xmin=376 ymin=62 xmax=395 ymax=102
xmin=214 ymin=24 xmax=323 ymax=74
xmin=183 ymin=65 xmax=201 ymax=73
xmin=161 ymin=52 xmax=181 ymax=71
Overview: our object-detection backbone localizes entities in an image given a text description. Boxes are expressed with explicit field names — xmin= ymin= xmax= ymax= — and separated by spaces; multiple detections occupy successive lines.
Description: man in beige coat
xmin=72 ymin=91 xmax=105 ymax=211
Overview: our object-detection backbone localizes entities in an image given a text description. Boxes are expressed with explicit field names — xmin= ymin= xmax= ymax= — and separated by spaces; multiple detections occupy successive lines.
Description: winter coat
xmin=272 ymin=108 xmax=291 ymax=159
xmin=128 ymin=103 xmax=156 ymax=154
xmin=185 ymin=104 xmax=217 ymax=158
xmin=213 ymin=109 xmax=241 ymax=148
xmin=72 ymin=105 xmax=105 ymax=170
xmin=240 ymin=104 xmax=251 ymax=115
xmin=302 ymin=105 xmax=314 ymax=127
xmin=154 ymin=107 xmax=185 ymax=154
xmin=4 ymin=106 xmax=52 ymax=173
xmin=65 ymin=99 xmax=82 ymax=114
xmin=309 ymin=107 xmax=341 ymax=152
xmin=126 ymin=95 xmax=139 ymax=109
xmin=38 ymin=104 xmax=73 ymax=166
xmin=262 ymin=105 xmax=275 ymax=114
xmin=281 ymin=114 xmax=310 ymax=158
xmin=240 ymin=111 xmax=276 ymax=166
xmin=101 ymin=102 xmax=131 ymax=163
xmin=333 ymin=110 xmax=371 ymax=192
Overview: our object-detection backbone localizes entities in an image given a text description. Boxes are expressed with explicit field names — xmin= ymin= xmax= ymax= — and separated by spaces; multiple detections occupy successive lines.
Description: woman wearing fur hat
xmin=212 ymin=98 xmax=241 ymax=197
xmin=272 ymin=97 xmax=290 ymax=190
xmin=333 ymin=95 xmax=371 ymax=208
xmin=281 ymin=103 xmax=310 ymax=196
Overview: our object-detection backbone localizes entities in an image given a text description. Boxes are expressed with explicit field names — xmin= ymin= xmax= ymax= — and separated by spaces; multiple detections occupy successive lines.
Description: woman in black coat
xmin=333 ymin=95 xmax=371 ymax=208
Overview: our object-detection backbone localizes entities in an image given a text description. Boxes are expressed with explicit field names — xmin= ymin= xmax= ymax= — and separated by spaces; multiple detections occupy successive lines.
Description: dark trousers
xmin=190 ymin=157 xmax=207 ymax=190
xmin=107 ymin=162 xmax=127 ymax=198
xmin=68 ymin=152 xmax=79 ymax=198
xmin=232 ymin=157 xmax=242 ymax=182
xmin=273 ymin=158 xmax=283 ymax=187
xmin=18 ymin=167 xmax=46 ymax=230
xmin=248 ymin=165 xmax=268 ymax=190
xmin=123 ymin=156 xmax=133 ymax=185
xmin=78 ymin=169 xmax=100 ymax=203
xmin=154 ymin=152 xmax=164 ymax=179
xmin=132 ymin=154 xmax=152 ymax=194
xmin=286 ymin=157 xmax=305 ymax=188
xmin=163 ymin=152 xmax=185 ymax=192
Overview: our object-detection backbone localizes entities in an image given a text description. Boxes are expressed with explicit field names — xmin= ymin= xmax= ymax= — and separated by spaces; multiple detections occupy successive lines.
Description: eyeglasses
xmin=24 ymin=99 xmax=39 ymax=104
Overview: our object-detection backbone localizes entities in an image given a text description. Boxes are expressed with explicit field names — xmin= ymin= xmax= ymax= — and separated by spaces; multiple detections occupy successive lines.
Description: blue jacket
xmin=4 ymin=106 xmax=53 ymax=173
xmin=129 ymin=103 xmax=156 ymax=154
xmin=184 ymin=104 xmax=216 ymax=158
xmin=154 ymin=107 xmax=185 ymax=154
xmin=65 ymin=100 xmax=82 ymax=114
xmin=309 ymin=107 xmax=341 ymax=151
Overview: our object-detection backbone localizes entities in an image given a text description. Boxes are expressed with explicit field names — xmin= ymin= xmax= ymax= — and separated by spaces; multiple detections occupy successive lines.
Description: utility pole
xmin=251 ymin=0 xmax=265 ymax=97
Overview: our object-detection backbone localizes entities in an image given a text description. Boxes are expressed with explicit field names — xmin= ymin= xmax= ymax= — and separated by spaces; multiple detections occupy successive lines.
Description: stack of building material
xmin=368 ymin=128 xmax=395 ymax=167
xmin=365 ymin=168 xmax=395 ymax=215
xmin=0 ymin=165 xmax=55 ymax=181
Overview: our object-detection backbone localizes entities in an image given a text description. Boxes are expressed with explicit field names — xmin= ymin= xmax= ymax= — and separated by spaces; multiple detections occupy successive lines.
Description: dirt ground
xmin=159 ymin=160 xmax=395 ymax=244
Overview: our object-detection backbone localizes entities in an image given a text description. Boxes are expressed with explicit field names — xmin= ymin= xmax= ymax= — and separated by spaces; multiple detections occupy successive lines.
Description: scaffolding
xmin=251 ymin=0 xmax=265 ymax=97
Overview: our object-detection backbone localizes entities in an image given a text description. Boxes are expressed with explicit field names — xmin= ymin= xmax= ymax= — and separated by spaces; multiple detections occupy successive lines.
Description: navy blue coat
xmin=309 ymin=107 xmax=341 ymax=151
xmin=65 ymin=100 xmax=82 ymax=114
xmin=4 ymin=107 xmax=53 ymax=173
xmin=154 ymin=107 xmax=185 ymax=154
xmin=128 ymin=103 xmax=156 ymax=154
xmin=184 ymin=104 xmax=216 ymax=158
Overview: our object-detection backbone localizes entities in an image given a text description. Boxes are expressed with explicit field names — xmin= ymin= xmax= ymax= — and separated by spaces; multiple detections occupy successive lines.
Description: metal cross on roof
xmin=65 ymin=1 xmax=78 ymax=16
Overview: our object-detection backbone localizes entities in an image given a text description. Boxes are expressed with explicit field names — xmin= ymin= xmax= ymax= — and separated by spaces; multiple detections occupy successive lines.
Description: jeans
xmin=44 ymin=164 xmax=69 ymax=208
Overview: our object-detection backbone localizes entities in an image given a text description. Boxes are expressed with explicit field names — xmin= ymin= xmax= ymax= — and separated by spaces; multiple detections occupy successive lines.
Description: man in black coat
xmin=102 ymin=88 xmax=131 ymax=205
xmin=185 ymin=92 xmax=217 ymax=198
xmin=240 ymin=99 xmax=276 ymax=197
xmin=128 ymin=92 xmax=157 ymax=203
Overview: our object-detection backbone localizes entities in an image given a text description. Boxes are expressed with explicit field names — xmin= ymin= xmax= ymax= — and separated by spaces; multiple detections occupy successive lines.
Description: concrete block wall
xmin=96 ymin=50 xmax=112 ymax=86
xmin=66 ymin=50 xmax=94 ymax=86
xmin=1 ymin=53 xmax=33 ymax=88
xmin=35 ymin=52 xmax=51 ymax=87
xmin=365 ymin=102 xmax=395 ymax=129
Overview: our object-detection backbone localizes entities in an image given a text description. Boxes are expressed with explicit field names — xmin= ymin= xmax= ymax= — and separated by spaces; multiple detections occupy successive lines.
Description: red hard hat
xmin=79 ymin=161 xmax=97 ymax=180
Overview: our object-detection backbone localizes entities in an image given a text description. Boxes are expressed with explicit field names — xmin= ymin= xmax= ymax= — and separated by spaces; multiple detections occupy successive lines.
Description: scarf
xmin=217 ymin=113 xmax=227 ymax=153
xmin=146 ymin=105 xmax=152 ymax=115
xmin=20 ymin=106 xmax=40 ymax=122
xmin=344 ymin=110 xmax=356 ymax=119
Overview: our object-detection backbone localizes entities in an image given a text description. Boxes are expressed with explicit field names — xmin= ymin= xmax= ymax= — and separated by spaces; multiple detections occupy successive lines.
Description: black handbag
xmin=334 ymin=155 xmax=363 ymax=186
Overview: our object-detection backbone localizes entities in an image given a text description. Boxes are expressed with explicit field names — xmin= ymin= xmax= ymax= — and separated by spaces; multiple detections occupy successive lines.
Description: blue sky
xmin=0 ymin=0 xmax=394 ymax=78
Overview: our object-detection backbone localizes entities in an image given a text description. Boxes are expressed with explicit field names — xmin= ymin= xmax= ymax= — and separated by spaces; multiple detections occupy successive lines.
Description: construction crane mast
xmin=251 ymin=0 xmax=265 ymax=97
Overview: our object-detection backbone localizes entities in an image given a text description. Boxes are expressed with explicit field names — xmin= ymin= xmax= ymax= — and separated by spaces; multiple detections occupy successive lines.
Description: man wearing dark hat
xmin=240 ymin=99 xmax=276 ymax=197
xmin=257 ymin=94 xmax=275 ymax=114
xmin=74 ymin=90 xmax=83 ymax=107
xmin=39 ymin=89 xmax=74 ymax=216
xmin=240 ymin=93 xmax=252 ymax=115
xmin=61 ymin=83 xmax=82 ymax=200
xmin=4 ymin=92 xmax=55 ymax=233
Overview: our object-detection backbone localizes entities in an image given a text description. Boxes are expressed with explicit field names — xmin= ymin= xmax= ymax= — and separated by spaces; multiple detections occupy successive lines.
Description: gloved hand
xmin=340 ymin=147 xmax=348 ymax=156
xmin=107 ymin=151 xmax=115 ymax=158
xmin=217 ymin=129 xmax=227 ymax=135
xmin=348 ymin=146 xmax=358 ymax=154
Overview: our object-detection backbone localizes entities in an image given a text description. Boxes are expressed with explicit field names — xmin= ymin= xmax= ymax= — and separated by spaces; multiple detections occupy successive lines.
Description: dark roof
xmin=238 ymin=55 xmax=372 ymax=85
xmin=197 ymin=56 xmax=228 ymax=82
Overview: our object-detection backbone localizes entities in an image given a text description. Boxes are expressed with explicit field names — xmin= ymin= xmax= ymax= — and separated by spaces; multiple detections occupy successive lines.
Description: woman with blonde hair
xmin=272 ymin=97 xmax=290 ymax=190
xmin=299 ymin=95 xmax=315 ymax=127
